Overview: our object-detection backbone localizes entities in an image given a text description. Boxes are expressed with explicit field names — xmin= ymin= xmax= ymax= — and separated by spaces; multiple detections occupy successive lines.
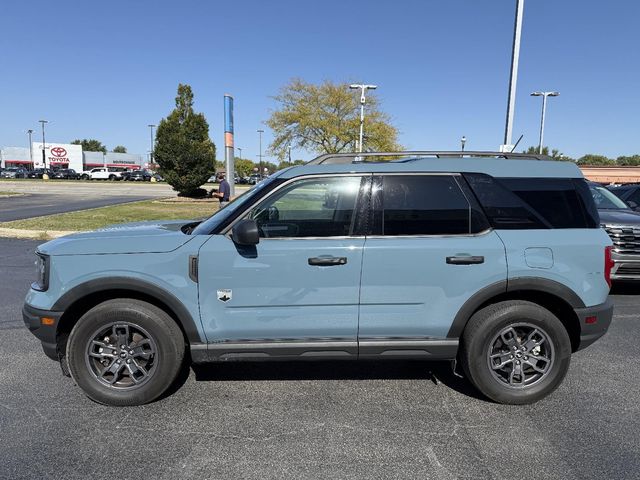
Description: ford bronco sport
xmin=23 ymin=151 xmax=613 ymax=406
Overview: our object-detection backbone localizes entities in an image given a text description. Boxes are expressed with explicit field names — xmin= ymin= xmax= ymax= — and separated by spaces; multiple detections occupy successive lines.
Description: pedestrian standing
xmin=213 ymin=172 xmax=231 ymax=208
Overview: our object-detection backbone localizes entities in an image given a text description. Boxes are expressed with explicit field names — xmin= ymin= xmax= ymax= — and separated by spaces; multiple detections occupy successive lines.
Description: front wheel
xmin=66 ymin=299 xmax=185 ymax=406
xmin=460 ymin=300 xmax=572 ymax=405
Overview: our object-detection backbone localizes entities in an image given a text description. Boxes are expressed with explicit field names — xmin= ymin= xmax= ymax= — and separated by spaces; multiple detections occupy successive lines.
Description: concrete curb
xmin=0 ymin=227 xmax=76 ymax=240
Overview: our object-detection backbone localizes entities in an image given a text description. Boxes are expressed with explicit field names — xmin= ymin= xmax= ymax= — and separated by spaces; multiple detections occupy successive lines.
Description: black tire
xmin=66 ymin=299 xmax=185 ymax=406
xmin=108 ymin=174 xmax=116 ymax=181
xmin=460 ymin=300 xmax=571 ymax=405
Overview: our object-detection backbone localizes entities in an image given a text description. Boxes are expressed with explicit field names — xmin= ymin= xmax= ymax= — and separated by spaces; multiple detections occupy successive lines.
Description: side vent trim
xmin=189 ymin=255 xmax=199 ymax=283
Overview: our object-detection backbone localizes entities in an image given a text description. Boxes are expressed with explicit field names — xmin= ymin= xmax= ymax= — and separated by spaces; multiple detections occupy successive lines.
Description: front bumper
xmin=574 ymin=298 xmax=614 ymax=351
xmin=611 ymin=252 xmax=640 ymax=280
xmin=22 ymin=303 xmax=62 ymax=361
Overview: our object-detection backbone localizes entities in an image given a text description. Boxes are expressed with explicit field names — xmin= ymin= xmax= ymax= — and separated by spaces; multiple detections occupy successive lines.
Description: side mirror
xmin=232 ymin=219 xmax=260 ymax=245
xmin=627 ymin=200 xmax=638 ymax=210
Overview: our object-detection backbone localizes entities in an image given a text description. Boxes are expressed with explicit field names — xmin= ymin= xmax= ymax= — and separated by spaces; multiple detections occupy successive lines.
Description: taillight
xmin=604 ymin=245 xmax=614 ymax=289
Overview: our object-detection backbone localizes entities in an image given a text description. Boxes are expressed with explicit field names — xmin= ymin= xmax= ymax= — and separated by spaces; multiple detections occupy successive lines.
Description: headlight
xmin=32 ymin=253 xmax=50 ymax=292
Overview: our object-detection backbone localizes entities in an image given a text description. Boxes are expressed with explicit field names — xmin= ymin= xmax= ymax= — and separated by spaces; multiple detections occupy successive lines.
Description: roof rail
xmin=306 ymin=151 xmax=552 ymax=165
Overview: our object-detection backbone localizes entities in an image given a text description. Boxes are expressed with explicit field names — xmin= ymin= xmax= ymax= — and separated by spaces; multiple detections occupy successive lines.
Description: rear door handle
xmin=446 ymin=255 xmax=485 ymax=265
xmin=308 ymin=256 xmax=348 ymax=266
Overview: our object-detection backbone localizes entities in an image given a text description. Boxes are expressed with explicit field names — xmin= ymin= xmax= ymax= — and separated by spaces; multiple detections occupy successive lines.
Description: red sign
xmin=51 ymin=147 xmax=67 ymax=157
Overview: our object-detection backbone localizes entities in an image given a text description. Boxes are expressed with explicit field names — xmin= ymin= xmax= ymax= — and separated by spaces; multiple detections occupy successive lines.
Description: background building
xmin=0 ymin=142 xmax=145 ymax=171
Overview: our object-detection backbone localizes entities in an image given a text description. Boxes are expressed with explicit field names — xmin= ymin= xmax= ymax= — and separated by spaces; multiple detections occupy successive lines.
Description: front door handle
xmin=308 ymin=256 xmax=348 ymax=266
xmin=446 ymin=255 xmax=485 ymax=265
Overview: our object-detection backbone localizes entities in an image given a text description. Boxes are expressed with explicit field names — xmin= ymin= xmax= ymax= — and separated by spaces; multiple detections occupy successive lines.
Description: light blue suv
xmin=23 ymin=151 xmax=614 ymax=406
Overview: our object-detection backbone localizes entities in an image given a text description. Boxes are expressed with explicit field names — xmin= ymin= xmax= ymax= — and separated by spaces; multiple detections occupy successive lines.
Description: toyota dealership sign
xmin=32 ymin=142 xmax=83 ymax=170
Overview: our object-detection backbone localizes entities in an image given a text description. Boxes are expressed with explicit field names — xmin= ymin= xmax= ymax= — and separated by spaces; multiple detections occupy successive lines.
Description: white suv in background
xmin=80 ymin=167 xmax=123 ymax=181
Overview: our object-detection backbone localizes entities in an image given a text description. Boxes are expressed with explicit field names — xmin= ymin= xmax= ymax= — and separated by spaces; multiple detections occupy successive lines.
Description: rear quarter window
xmin=464 ymin=174 xmax=599 ymax=229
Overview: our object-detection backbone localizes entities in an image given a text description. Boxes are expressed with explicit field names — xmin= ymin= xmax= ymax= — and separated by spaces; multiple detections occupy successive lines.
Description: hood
xmin=38 ymin=220 xmax=197 ymax=256
xmin=598 ymin=208 xmax=640 ymax=226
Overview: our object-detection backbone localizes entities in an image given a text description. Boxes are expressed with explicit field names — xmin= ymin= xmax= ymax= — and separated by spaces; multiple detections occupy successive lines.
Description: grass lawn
xmin=0 ymin=191 xmax=21 ymax=196
xmin=0 ymin=199 xmax=219 ymax=231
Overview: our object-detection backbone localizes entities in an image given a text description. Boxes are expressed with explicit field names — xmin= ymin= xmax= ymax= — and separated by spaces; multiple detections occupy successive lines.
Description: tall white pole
xmin=358 ymin=101 xmax=365 ymax=153
xmin=503 ymin=0 xmax=525 ymax=149
xmin=349 ymin=84 xmax=377 ymax=153
xmin=539 ymin=94 xmax=547 ymax=154
xmin=27 ymin=129 xmax=34 ymax=164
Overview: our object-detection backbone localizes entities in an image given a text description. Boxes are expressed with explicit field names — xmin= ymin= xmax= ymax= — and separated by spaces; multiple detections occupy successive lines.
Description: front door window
xmin=247 ymin=176 xmax=363 ymax=238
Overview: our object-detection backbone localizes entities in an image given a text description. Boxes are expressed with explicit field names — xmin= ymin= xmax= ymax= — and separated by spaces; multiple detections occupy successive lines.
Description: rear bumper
xmin=574 ymin=298 xmax=614 ymax=351
xmin=22 ymin=303 xmax=62 ymax=361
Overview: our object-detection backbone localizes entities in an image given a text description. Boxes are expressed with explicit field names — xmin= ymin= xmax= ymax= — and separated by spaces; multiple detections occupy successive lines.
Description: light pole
xmin=530 ymin=91 xmax=559 ymax=154
xmin=38 ymin=120 xmax=48 ymax=168
xmin=27 ymin=129 xmax=34 ymax=165
xmin=349 ymin=84 xmax=377 ymax=153
xmin=461 ymin=136 xmax=466 ymax=152
xmin=237 ymin=147 xmax=242 ymax=159
xmin=148 ymin=124 xmax=156 ymax=165
xmin=287 ymin=145 xmax=292 ymax=165
xmin=257 ymin=129 xmax=264 ymax=176
xmin=503 ymin=0 xmax=525 ymax=151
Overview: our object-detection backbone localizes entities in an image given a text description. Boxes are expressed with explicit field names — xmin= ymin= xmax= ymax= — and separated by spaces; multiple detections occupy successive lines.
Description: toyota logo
xmin=51 ymin=147 xmax=67 ymax=157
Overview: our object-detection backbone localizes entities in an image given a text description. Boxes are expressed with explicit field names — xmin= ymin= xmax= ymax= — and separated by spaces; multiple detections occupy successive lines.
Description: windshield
xmin=590 ymin=184 xmax=630 ymax=210
xmin=191 ymin=177 xmax=279 ymax=235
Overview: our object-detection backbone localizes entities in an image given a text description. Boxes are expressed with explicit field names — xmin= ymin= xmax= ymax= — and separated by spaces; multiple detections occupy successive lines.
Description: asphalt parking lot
xmin=0 ymin=180 xmax=249 ymax=222
xmin=0 ymin=193 xmax=154 ymax=222
xmin=1 ymin=237 xmax=639 ymax=479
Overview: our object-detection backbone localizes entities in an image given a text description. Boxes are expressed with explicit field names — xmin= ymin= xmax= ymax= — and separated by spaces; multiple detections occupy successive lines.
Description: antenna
xmin=510 ymin=134 xmax=524 ymax=153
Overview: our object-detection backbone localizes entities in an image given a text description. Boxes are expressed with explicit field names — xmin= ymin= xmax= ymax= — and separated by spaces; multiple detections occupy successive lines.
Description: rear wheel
xmin=460 ymin=300 xmax=571 ymax=405
xmin=66 ymin=299 xmax=185 ymax=406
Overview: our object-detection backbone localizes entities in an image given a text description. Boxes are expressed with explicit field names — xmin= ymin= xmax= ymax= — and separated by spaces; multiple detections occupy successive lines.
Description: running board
xmin=190 ymin=339 xmax=459 ymax=363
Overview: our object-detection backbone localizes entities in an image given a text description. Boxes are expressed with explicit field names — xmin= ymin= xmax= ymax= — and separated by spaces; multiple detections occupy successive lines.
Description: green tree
xmin=71 ymin=138 xmax=107 ymax=153
xmin=234 ymin=158 xmax=256 ymax=177
xmin=277 ymin=159 xmax=306 ymax=170
xmin=112 ymin=145 xmax=127 ymax=153
xmin=154 ymin=84 xmax=216 ymax=197
xmin=576 ymin=154 xmax=615 ymax=166
xmin=616 ymin=155 xmax=640 ymax=166
xmin=266 ymin=79 xmax=401 ymax=159
xmin=522 ymin=146 xmax=572 ymax=161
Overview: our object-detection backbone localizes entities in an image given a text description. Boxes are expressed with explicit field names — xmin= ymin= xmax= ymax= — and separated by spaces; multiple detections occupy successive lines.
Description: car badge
xmin=217 ymin=289 xmax=232 ymax=302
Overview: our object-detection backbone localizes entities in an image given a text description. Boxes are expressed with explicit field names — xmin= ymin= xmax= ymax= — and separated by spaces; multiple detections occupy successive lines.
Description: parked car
xmin=590 ymin=182 xmax=640 ymax=280
xmin=607 ymin=184 xmax=640 ymax=212
xmin=208 ymin=173 xmax=241 ymax=184
xmin=80 ymin=167 xmax=123 ymax=181
xmin=52 ymin=169 xmax=79 ymax=180
xmin=1 ymin=167 xmax=28 ymax=178
xmin=247 ymin=173 xmax=263 ymax=185
xmin=24 ymin=151 xmax=613 ymax=406
xmin=26 ymin=168 xmax=54 ymax=179
xmin=126 ymin=169 xmax=152 ymax=181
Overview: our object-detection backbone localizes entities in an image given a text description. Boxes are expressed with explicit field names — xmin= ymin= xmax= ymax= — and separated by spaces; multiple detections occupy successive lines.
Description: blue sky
xmin=1 ymin=0 xmax=638 ymax=161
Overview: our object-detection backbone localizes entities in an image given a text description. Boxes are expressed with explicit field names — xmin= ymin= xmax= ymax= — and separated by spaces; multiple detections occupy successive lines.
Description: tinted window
xmin=590 ymin=184 xmax=629 ymax=210
xmin=248 ymin=176 xmax=363 ymax=238
xmin=464 ymin=174 xmax=598 ymax=229
xmin=380 ymin=175 xmax=473 ymax=235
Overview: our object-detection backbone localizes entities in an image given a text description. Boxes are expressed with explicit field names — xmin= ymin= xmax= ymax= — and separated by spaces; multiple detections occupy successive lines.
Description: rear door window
xmin=374 ymin=175 xmax=487 ymax=235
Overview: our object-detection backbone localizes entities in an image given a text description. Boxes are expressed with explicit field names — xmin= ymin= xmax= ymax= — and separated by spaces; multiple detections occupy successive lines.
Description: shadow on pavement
xmin=191 ymin=360 xmax=486 ymax=401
